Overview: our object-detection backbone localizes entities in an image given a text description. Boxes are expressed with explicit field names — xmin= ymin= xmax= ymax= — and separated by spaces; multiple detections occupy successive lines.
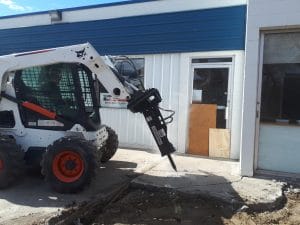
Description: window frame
xmin=259 ymin=31 xmax=300 ymax=124
xmin=100 ymin=56 xmax=145 ymax=109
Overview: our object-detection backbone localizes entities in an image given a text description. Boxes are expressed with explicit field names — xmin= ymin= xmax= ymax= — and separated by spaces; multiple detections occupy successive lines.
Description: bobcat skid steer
xmin=0 ymin=43 xmax=176 ymax=193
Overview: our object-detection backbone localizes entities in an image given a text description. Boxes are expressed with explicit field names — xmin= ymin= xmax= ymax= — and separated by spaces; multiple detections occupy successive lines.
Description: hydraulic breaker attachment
xmin=127 ymin=88 xmax=177 ymax=171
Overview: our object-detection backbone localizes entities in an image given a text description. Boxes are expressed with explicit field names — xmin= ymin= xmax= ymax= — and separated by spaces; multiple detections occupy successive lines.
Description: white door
xmin=257 ymin=32 xmax=300 ymax=174
xmin=188 ymin=60 xmax=233 ymax=157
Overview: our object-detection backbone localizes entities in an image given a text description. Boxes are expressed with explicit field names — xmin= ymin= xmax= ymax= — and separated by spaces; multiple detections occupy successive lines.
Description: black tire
xmin=100 ymin=126 xmax=118 ymax=163
xmin=41 ymin=137 xmax=96 ymax=193
xmin=0 ymin=136 xmax=25 ymax=189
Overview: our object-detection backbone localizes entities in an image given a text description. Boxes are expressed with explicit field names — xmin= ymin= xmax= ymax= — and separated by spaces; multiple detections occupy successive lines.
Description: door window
xmin=193 ymin=68 xmax=229 ymax=128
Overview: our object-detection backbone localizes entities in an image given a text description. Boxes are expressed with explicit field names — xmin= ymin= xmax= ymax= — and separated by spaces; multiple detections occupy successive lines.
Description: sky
xmin=0 ymin=0 xmax=130 ymax=17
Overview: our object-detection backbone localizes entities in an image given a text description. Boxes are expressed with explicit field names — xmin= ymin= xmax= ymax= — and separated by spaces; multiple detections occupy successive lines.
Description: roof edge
xmin=0 ymin=0 xmax=156 ymax=20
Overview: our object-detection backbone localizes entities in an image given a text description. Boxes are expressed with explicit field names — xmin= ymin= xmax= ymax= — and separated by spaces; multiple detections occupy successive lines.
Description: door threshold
xmin=256 ymin=169 xmax=300 ymax=179
xmin=177 ymin=152 xmax=238 ymax=162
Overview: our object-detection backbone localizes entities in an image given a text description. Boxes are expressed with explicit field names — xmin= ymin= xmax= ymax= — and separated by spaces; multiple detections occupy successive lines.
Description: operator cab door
xmin=14 ymin=63 xmax=100 ymax=131
xmin=188 ymin=58 xmax=233 ymax=158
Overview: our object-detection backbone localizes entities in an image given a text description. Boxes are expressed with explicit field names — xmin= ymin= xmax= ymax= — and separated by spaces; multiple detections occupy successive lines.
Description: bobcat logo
xmin=75 ymin=48 xmax=86 ymax=58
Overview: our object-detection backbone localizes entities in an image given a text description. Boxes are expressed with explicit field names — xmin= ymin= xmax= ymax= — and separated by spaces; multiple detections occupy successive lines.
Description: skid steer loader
xmin=0 ymin=43 xmax=176 ymax=193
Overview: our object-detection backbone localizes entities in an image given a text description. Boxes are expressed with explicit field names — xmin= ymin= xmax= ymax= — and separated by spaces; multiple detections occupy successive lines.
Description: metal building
xmin=0 ymin=0 xmax=247 ymax=170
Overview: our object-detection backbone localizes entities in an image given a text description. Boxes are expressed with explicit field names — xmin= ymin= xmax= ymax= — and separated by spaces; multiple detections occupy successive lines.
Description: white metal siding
xmin=241 ymin=0 xmax=300 ymax=176
xmin=101 ymin=53 xmax=180 ymax=151
xmin=101 ymin=51 xmax=244 ymax=157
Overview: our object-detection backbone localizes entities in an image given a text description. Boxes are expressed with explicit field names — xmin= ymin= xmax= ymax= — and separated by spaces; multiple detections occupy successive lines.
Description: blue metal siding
xmin=0 ymin=5 xmax=246 ymax=55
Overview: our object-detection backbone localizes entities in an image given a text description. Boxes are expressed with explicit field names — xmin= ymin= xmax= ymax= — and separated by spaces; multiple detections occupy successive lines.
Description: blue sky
xmin=0 ymin=0 xmax=130 ymax=17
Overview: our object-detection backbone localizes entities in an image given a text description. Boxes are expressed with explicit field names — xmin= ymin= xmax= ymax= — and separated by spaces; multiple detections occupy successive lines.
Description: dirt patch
xmin=227 ymin=193 xmax=300 ymax=225
xmin=94 ymin=189 xmax=234 ymax=225
xmin=44 ymin=188 xmax=299 ymax=225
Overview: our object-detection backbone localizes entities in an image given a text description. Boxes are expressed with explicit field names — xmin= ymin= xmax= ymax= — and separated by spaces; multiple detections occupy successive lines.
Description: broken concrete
xmin=132 ymin=154 xmax=285 ymax=209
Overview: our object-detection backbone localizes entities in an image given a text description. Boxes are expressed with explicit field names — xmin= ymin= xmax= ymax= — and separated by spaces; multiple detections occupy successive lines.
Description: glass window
xmin=100 ymin=57 xmax=145 ymax=108
xmin=192 ymin=58 xmax=232 ymax=63
xmin=261 ymin=32 xmax=300 ymax=123
xmin=193 ymin=68 xmax=229 ymax=129
xmin=114 ymin=57 xmax=145 ymax=90
xmin=193 ymin=68 xmax=228 ymax=106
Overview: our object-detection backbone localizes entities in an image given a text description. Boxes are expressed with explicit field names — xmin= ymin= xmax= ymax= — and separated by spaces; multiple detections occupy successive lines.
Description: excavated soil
xmin=44 ymin=187 xmax=300 ymax=225
xmin=227 ymin=192 xmax=300 ymax=225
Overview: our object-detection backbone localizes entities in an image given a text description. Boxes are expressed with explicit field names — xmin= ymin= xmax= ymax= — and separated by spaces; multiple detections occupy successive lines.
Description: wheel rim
xmin=0 ymin=159 xmax=4 ymax=171
xmin=52 ymin=150 xmax=84 ymax=183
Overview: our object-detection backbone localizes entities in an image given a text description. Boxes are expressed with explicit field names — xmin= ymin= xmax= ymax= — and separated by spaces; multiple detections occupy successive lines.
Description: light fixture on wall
xmin=49 ymin=10 xmax=62 ymax=22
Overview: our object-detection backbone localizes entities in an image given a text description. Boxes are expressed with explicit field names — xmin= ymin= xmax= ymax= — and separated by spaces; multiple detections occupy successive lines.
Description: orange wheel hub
xmin=0 ymin=159 xmax=3 ymax=171
xmin=52 ymin=150 xmax=84 ymax=183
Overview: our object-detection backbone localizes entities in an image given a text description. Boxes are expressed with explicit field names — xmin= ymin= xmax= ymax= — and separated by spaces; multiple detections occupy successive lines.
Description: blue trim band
xmin=0 ymin=5 xmax=246 ymax=55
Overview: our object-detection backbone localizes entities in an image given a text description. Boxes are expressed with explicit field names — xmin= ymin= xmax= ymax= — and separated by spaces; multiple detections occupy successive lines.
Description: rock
xmin=293 ymin=188 xmax=300 ymax=194
xmin=237 ymin=205 xmax=249 ymax=212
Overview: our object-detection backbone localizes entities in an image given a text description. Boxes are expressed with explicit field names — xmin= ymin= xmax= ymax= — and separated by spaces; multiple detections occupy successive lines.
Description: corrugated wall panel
xmin=100 ymin=109 xmax=154 ymax=149
xmin=0 ymin=5 xmax=246 ymax=55
xmin=100 ymin=53 xmax=180 ymax=151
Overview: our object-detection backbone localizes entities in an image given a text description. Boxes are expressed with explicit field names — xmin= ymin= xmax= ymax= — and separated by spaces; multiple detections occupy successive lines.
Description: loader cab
xmin=14 ymin=63 xmax=101 ymax=131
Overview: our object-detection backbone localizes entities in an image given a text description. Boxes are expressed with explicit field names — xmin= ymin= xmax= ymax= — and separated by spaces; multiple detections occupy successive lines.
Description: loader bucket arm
xmin=0 ymin=42 xmax=177 ymax=170
xmin=127 ymin=88 xmax=177 ymax=171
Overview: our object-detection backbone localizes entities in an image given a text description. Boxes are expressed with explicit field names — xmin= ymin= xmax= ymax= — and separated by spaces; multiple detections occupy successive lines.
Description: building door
xmin=188 ymin=59 xmax=232 ymax=158
xmin=257 ymin=32 xmax=300 ymax=174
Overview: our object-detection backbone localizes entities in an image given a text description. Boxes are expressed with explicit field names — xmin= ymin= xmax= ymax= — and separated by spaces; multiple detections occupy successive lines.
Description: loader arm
xmin=0 ymin=43 xmax=176 ymax=170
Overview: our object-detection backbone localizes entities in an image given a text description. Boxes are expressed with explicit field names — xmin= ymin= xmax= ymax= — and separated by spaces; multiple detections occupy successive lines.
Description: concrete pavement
xmin=132 ymin=153 xmax=286 ymax=209
xmin=0 ymin=148 xmax=289 ymax=224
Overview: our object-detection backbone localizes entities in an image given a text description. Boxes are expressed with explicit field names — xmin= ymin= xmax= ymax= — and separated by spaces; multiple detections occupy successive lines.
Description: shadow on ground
xmin=0 ymin=160 xmax=139 ymax=209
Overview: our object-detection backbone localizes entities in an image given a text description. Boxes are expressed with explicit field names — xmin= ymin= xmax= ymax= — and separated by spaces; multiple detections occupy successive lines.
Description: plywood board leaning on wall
xmin=209 ymin=128 xmax=230 ymax=158
xmin=188 ymin=104 xmax=217 ymax=156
